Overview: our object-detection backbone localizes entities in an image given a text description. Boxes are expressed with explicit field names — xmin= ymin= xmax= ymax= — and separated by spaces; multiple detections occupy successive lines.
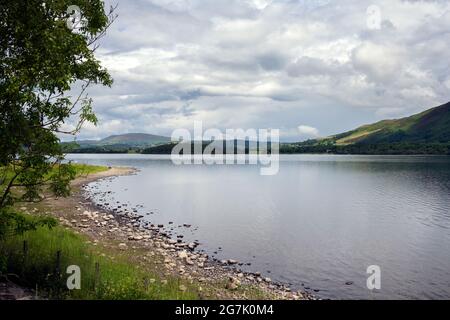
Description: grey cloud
xmin=69 ymin=0 xmax=450 ymax=141
xmin=257 ymin=52 xmax=288 ymax=71
xmin=286 ymin=56 xmax=350 ymax=77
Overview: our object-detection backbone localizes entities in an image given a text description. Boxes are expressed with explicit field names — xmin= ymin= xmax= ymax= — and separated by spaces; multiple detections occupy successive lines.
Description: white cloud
xmin=64 ymin=0 xmax=450 ymax=141
xmin=351 ymin=42 xmax=403 ymax=82
xmin=247 ymin=0 xmax=272 ymax=10
xmin=298 ymin=125 xmax=320 ymax=137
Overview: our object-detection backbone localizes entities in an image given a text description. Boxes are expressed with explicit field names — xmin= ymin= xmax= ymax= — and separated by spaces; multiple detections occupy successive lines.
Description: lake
xmin=67 ymin=154 xmax=450 ymax=300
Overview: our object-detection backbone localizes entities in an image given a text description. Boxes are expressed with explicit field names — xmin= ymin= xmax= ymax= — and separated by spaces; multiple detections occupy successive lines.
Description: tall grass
xmin=70 ymin=163 xmax=109 ymax=176
xmin=1 ymin=163 xmax=199 ymax=300
xmin=0 ymin=163 xmax=108 ymax=189
xmin=1 ymin=224 xmax=198 ymax=300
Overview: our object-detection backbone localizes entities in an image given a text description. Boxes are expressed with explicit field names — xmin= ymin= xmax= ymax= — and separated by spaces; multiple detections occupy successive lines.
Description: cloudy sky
xmin=66 ymin=0 xmax=450 ymax=142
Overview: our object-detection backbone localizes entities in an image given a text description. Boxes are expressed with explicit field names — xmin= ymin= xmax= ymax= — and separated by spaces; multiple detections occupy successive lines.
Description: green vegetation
xmin=61 ymin=142 xmax=131 ymax=154
xmin=332 ymin=102 xmax=450 ymax=145
xmin=1 ymin=0 xmax=116 ymax=236
xmin=280 ymin=142 xmax=450 ymax=155
xmin=0 ymin=164 xmax=107 ymax=239
xmin=0 ymin=220 xmax=198 ymax=300
xmin=142 ymin=142 xmax=178 ymax=154
xmin=98 ymin=133 xmax=170 ymax=146
xmin=0 ymin=163 xmax=108 ymax=198
xmin=62 ymin=133 xmax=172 ymax=153
xmin=0 ymin=163 xmax=201 ymax=300
xmin=70 ymin=163 xmax=108 ymax=176
xmin=0 ymin=164 xmax=107 ymax=187
xmin=67 ymin=102 xmax=450 ymax=156
xmin=0 ymin=1 xmax=276 ymax=301
xmin=141 ymin=140 xmax=273 ymax=155
xmin=282 ymin=102 xmax=450 ymax=155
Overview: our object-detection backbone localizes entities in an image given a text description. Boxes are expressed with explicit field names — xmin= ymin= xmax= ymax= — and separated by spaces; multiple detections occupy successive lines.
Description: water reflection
xmin=67 ymin=154 xmax=450 ymax=299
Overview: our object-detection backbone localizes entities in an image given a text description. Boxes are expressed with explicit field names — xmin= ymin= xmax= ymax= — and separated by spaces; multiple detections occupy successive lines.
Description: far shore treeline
xmin=63 ymin=140 xmax=450 ymax=155
xmin=63 ymin=101 xmax=450 ymax=155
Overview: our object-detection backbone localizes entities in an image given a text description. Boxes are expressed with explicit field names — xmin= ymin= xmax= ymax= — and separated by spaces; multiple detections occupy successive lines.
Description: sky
xmin=63 ymin=0 xmax=450 ymax=142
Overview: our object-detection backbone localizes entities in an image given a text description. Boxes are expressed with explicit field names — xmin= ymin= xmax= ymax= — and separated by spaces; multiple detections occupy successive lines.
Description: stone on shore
xmin=226 ymin=277 xmax=240 ymax=291
xmin=178 ymin=250 xmax=189 ymax=260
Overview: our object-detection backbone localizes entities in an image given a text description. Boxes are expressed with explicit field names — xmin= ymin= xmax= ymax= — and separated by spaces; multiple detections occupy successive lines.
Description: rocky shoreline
xmin=57 ymin=166 xmax=315 ymax=300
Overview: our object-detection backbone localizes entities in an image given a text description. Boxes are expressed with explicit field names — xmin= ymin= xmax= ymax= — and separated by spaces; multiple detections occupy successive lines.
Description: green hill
xmin=96 ymin=133 xmax=171 ymax=146
xmin=62 ymin=133 xmax=171 ymax=153
xmin=282 ymin=102 xmax=450 ymax=155
xmin=332 ymin=101 xmax=450 ymax=145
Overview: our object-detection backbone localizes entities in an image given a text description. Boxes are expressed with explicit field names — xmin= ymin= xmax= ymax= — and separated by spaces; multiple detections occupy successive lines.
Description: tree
xmin=0 ymin=0 xmax=116 ymax=237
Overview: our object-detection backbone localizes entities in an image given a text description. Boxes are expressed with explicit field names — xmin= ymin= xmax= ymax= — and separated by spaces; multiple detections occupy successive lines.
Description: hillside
xmin=282 ymin=102 xmax=450 ymax=155
xmin=63 ymin=103 xmax=450 ymax=155
xmin=331 ymin=102 xmax=450 ymax=145
xmin=62 ymin=133 xmax=171 ymax=153
xmin=99 ymin=133 xmax=171 ymax=146
xmin=79 ymin=133 xmax=170 ymax=146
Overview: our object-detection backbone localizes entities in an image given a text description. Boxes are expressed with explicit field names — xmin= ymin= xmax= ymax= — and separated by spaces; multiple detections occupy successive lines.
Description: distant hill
xmin=75 ymin=133 xmax=170 ymax=147
xmin=96 ymin=133 xmax=171 ymax=146
xmin=141 ymin=140 xmax=263 ymax=155
xmin=331 ymin=101 xmax=450 ymax=145
xmin=62 ymin=133 xmax=171 ymax=153
xmin=63 ymin=103 xmax=450 ymax=155
xmin=282 ymin=102 xmax=450 ymax=155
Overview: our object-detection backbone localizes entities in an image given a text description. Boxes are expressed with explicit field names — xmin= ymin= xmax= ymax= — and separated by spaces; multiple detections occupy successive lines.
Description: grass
xmin=1 ymin=163 xmax=109 ymax=212
xmin=70 ymin=163 xmax=109 ymax=176
xmin=336 ymin=129 xmax=382 ymax=145
xmin=1 ymin=163 xmax=199 ymax=300
xmin=0 ymin=222 xmax=199 ymax=300
xmin=1 ymin=163 xmax=274 ymax=300
xmin=1 ymin=163 xmax=109 ymax=189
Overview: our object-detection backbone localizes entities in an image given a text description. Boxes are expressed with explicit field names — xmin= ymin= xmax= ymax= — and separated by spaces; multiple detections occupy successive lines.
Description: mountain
xmin=95 ymin=133 xmax=170 ymax=146
xmin=64 ymin=103 xmax=450 ymax=155
xmin=282 ymin=102 xmax=450 ymax=154
xmin=75 ymin=133 xmax=171 ymax=147
xmin=330 ymin=101 xmax=450 ymax=145
xmin=62 ymin=133 xmax=171 ymax=153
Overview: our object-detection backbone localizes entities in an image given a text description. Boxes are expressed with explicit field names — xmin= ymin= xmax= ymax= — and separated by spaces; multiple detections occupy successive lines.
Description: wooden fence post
xmin=55 ymin=250 xmax=61 ymax=298
xmin=23 ymin=240 xmax=28 ymax=256
xmin=94 ymin=262 xmax=100 ymax=291
xmin=21 ymin=240 xmax=28 ymax=277
xmin=55 ymin=250 xmax=61 ymax=277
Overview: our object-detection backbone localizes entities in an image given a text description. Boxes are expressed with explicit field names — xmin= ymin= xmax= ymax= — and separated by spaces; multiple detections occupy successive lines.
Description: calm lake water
xmin=67 ymin=154 xmax=450 ymax=300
